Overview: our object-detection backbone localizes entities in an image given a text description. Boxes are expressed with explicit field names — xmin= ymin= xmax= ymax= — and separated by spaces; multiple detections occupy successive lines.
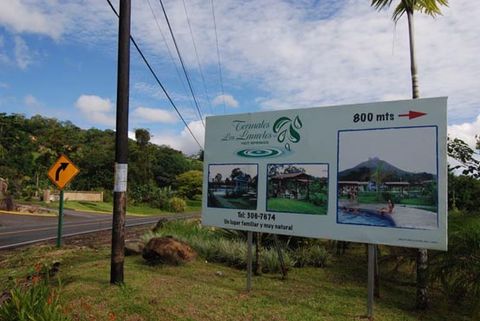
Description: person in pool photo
xmin=379 ymin=199 xmax=394 ymax=215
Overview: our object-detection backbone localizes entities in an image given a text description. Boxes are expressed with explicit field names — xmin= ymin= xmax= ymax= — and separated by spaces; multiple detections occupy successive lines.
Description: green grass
xmin=0 ymin=241 xmax=473 ymax=321
xmin=356 ymin=192 xmax=435 ymax=207
xmin=36 ymin=200 xmax=201 ymax=216
xmin=399 ymin=198 xmax=435 ymax=206
xmin=267 ymin=198 xmax=327 ymax=215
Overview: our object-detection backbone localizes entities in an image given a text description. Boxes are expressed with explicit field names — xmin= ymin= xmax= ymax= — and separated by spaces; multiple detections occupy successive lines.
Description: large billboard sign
xmin=202 ymin=97 xmax=447 ymax=250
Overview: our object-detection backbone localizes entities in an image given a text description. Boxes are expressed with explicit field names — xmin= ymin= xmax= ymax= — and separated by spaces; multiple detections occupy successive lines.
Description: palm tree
xmin=371 ymin=0 xmax=448 ymax=310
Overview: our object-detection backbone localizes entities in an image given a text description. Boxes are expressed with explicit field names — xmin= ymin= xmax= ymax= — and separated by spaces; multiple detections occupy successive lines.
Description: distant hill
xmin=0 ymin=113 xmax=202 ymax=195
xmin=339 ymin=157 xmax=434 ymax=183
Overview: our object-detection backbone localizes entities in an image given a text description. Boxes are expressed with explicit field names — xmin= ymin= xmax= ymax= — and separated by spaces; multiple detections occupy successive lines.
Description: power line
xmin=158 ymin=0 xmax=205 ymax=128
xmin=106 ymin=0 xmax=203 ymax=150
xmin=210 ymin=0 xmax=226 ymax=114
xmin=181 ymin=0 xmax=214 ymax=115
xmin=144 ymin=0 xmax=195 ymax=114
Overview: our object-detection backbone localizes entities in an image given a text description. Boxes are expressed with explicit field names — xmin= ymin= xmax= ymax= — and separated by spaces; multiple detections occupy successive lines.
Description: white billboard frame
xmin=202 ymin=97 xmax=447 ymax=250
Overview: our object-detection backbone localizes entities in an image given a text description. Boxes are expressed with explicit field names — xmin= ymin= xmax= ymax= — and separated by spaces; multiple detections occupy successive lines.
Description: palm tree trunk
xmin=407 ymin=10 xmax=419 ymax=99
xmin=407 ymin=9 xmax=428 ymax=309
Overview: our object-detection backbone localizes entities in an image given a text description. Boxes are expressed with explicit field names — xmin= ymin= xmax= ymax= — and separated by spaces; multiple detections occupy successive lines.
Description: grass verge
xmin=0 ymin=241 xmax=472 ymax=321
xmin=35 ymin=200 xmax=201 ymax=216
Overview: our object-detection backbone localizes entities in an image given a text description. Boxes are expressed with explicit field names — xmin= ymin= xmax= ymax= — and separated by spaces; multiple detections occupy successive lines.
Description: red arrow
xmin=398 ymin=110 xmax=427 ymax=120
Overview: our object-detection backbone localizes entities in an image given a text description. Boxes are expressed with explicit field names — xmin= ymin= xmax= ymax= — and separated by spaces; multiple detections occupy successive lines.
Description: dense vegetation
xmin=0 ymin=113 xmax=202 ymax=207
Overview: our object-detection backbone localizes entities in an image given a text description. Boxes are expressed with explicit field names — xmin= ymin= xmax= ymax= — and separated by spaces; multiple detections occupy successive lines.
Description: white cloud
xmin=448 ymin=114 xmax=480 ymax=149
xmin=133 ymin=106 xmax=178 ymax=124
xmin=130 ymin=0 xmax=478 ymax=122
xmin=150 ymin=120 xmax=205 ymax=155
xmin=0 ymin=0 xmax=478 ymax=139
xmin=212 ymin=94 xmax=239 ymax=108
xmin=24 ymin=94 xmax=41 ymax=108
xmin=0 ymin=0 xmax=64 ymax=39
xmin=75 ymin=94 xmax=114 ymax=127
xmin=14 ymin=36 xmax=32 ymax=70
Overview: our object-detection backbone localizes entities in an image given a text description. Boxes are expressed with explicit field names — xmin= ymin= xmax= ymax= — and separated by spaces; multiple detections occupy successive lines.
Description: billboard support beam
xmin=246 ymin=231 xmax=253 ymax=291
xmin=273 ymin=234 xmax=287 ymax=279
xmin=367 ymin=244 xmax=375 ymax=319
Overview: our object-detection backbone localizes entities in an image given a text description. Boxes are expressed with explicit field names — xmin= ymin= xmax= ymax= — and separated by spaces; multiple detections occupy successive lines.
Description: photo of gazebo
xmin=267 ymin=163 xmax=328 ymax=215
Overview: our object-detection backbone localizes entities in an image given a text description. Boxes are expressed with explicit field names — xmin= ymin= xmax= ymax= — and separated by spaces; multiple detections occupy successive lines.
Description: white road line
xmin=0 ymin=213 xmax=199 ymax=250
xmin=0 ymin=220 xmax=158 ymax=250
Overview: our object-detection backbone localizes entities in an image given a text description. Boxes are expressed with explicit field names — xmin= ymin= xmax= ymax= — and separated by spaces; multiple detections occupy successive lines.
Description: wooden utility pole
xmin=110 ymin=0 xmax=131 ymax=284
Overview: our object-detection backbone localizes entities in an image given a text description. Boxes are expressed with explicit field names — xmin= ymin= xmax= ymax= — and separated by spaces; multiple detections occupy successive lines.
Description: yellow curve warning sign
xmin=47 ymin=154 xmax=80 ymax=190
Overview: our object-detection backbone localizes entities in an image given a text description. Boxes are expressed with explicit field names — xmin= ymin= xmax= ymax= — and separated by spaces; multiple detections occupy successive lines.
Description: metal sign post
xmin=56 ymin=190 xmax=64 ymax=248
xmin=246 ymin=231 xmax=253 ymax=291
xmin=367 ymin=244 xmax=375 ymax=319
xmin=48 ymin=154 xmax=80 ymax=248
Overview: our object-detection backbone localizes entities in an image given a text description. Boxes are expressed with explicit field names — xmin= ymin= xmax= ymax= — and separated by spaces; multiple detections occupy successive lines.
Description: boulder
xmin=142 ymin=236 xmax=196 ymax=265
xmin=125 ymin=240 xmax=144 ymax=256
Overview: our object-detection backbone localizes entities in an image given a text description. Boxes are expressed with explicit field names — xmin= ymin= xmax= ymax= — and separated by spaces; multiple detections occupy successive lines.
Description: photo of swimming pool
xmin=337 ymin=208 xmax=395 ymax=227
xmin=336 ymin=126 xmax=439 ymax=230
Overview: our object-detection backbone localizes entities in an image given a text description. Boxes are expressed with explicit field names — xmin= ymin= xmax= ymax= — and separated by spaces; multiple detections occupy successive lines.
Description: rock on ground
xmin=142 ymin=236 xmax=196 ymax=265
xmin=125 ymin=240 xmax=144 ymax=256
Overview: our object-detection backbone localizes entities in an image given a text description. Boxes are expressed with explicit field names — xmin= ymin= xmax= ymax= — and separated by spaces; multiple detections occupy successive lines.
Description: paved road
xmin=0 ymin=210 xmax=199 ymax=250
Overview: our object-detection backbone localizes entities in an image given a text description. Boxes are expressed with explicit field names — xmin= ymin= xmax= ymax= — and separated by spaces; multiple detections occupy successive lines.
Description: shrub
xmin=102 ymin=189 xmax=113 ymax=203
xmin=310 ymin=192 xmax=327 ymax=206
xmin=430 ymin=214 xmax=480 ymax=314
xmin=0 ymin=279 xmax=70 ymax=321
xmin=191 ymin=194 xmax=203 ymax=201
xmin=293 ymin=245 xmax=330 ymax=268
xmin=175 ymin=170 xmax=203 ymax=199
xmin=261 ymin=248 xmax=294 ymax=273
xmin=168 ymin=197 xmax=186 ymax=213
xmin=150 ymin=187 xmax=172 ymax=210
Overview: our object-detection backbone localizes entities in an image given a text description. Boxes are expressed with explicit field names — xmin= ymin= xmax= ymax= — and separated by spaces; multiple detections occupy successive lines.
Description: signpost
xmin=202 ymin=97 xmax=447 ymax=303
xmin=47 ymin=154 xmax=80 ymax=247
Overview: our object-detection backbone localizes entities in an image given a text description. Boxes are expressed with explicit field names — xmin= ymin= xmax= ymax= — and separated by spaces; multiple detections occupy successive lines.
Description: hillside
xmin=339 ymin=157 xmax=434 ymax=183
xmin=0 ymin=113 xmax=202 ymax=197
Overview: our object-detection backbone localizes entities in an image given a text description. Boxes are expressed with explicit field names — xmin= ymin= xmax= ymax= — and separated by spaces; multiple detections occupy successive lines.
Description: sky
xmin=338 ymin=127 xmax=437 ymax=174
xmin=0 ymin=0 xmax=479 ymax=156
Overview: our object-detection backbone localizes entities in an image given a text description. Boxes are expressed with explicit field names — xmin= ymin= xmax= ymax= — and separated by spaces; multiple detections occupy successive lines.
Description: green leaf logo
xmin=273 ymin=115 xmax=303 ymax=150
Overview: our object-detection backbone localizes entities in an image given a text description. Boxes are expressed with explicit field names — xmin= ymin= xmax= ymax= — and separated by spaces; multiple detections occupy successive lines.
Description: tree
xmin=131 ymin=128 xmax=153 ymax=185
xmin=230 ymin=168 xmax=244 ymax=180
xmin=448 ymin=136 xmax=480 ymax=178
xmin=371 ymin=0 xmax=449 ymax=309
xmin=373 ymin=163 xmax=386 ymax=201
xmin=135 ymin=128 xmax=150 ymax=147
xmin=283 ymin=165 xmax=305 ymax=174
xmin=175 ymin=170 xmax=203 ymax=199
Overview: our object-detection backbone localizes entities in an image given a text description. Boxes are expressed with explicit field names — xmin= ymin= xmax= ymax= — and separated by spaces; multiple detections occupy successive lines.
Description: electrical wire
xmin=158 ymin=0 xmax=205 ymax=128
xmin=145 ymin=0 xmax=195 ymax=113
xmin=106 ymin=0 xmax=203 ymax=150
xmin=210 ymin=0 xmax=226 ymax=114
xmin=181 ymin=0 xmax=214 ymax=115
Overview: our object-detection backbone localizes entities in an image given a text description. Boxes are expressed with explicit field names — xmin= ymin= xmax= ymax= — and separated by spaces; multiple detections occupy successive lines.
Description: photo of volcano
xmin=337 ymin=126 xmax=438 ymax=230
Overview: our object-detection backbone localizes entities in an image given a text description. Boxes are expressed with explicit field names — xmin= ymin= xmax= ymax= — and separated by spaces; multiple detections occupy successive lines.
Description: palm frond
xmin=371 ymin=0 xmax=394 ymax=11
xmin=371 ymin=0 xmax=448 ymax=21
xmin=415 ymin=0 xmax=449 ymax=17
xmin=393 ymin=1 xmax=408 ymax=22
